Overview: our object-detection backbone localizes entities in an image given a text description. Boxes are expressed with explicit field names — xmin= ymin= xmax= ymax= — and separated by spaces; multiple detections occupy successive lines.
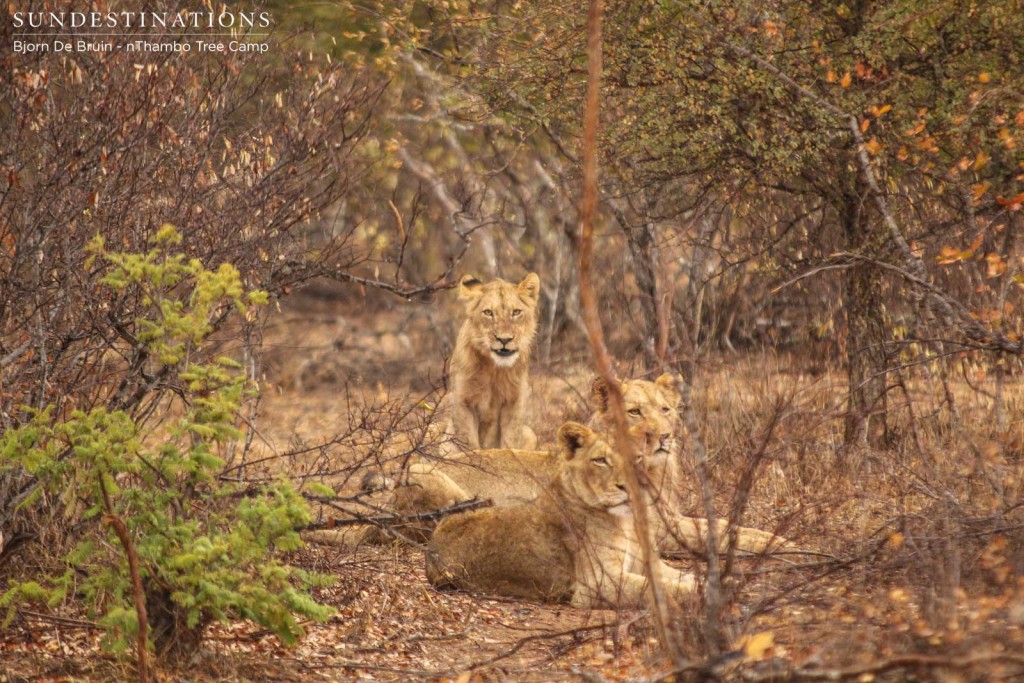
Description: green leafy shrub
xmin=0 ymin=225 xmax=332 ymax=662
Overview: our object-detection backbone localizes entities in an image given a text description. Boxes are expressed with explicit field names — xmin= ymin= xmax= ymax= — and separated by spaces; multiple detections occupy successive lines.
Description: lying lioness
xmin=591 ymin=373 xmax=791 ymax=556
xmin=303 ymin=375 xmax=790 ymax=555
xmin=425 ymin=423 xmax=695 ymax=609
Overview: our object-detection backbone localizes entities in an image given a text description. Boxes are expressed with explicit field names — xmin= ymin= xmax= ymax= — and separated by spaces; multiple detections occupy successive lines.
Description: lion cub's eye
xmin=511 ymin=308 xmax=522 ymax=317
xmin=483 ymin=309 xmax=494 ymax=317
xmin=628 ymin=408 xmax=642 ymax=417
xmin=662 ymin=406 xmax=672 ymax=413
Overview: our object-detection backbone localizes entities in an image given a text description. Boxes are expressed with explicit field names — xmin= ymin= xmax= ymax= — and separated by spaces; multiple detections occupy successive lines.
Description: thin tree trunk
xmin=613 ymin=208 xmax=661 ymax=369
xmin=840 ymin=180 xmax=890 ymax=448
xmin=576 ymin=0 xmax=686 ymax=667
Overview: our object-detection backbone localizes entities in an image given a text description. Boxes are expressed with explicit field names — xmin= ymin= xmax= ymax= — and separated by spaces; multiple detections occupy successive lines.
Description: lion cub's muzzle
xmin=489 ymin=335 xmax=520 ymax=365
xmin=609 ymin=484 xmax=631 ymax=515
xmin=635 ymin=432 xmax=673 ymax=459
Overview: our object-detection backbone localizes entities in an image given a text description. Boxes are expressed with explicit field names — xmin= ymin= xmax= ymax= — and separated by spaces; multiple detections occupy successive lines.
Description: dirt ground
xmin=3 ymin=290 xmax=1024 ymax=682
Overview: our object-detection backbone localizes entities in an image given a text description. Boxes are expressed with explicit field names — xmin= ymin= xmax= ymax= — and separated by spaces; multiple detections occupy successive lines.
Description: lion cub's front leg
xmin=571 ymin=524 xmax=697 ymax=610
xmin=499 ymin=393 xmax=537 ymax=450
xmin=666 ymin=516 xmax=793 ymax=554
xmin=571 ymin=564 xmax=695 ymax=610
xmin=447 ymin=398 xmax=482 ymax=451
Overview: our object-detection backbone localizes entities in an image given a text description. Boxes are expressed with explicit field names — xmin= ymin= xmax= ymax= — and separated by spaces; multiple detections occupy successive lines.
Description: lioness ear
xmin=557 ymin=422 xmax=594 ymax=460
xmin=517 ymin=272 xmax=540 ymax=305
xmin=655 ymin=373 xmax=682 ymax=408
xmin=459 ymin=275 xmax=483 ymax=301
xmin=591 ymin=377 xmax=612 ymax=414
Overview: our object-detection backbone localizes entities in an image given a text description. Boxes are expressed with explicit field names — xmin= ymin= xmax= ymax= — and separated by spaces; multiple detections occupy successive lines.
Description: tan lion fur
xmin=436 ymin=273 xmax=540 ymax=452
xmin=302 ymin=374 xmax=791 ymax=554
xmin=425 ymin=423 xmax=695 ymax=609
xmin=591 ymin=373 xmax=792 ymax=556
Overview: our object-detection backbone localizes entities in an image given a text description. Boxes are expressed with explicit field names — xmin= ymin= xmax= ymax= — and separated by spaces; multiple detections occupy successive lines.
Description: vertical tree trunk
xmin=576 ymin=0 xmax=686 ymax=666
xmin=841 ymin=180 xmax=890 ymax=448
xmin=614 ymin=211 xmax=660 ymax=369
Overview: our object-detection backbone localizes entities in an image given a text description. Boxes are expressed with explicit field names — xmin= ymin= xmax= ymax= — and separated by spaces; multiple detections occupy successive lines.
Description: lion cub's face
xmin=555 ymin=422 xmax=630 ymax=517
xmin=592 ymin=373 xmax=683 ymax=468
xmin=459 ymin=273 xmax=540 ymax=368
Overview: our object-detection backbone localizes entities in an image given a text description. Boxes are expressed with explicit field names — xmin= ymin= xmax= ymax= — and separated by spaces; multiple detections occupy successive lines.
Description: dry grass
xmin=4 ymin=297 xmax=1024 ymax=681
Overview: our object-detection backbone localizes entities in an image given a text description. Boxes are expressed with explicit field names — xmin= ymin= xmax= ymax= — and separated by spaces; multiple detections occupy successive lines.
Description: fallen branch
xmin=298 ymin=497 xmax=492 ymax=532
xmin=466 ymin=622 xmax=615 ymax=672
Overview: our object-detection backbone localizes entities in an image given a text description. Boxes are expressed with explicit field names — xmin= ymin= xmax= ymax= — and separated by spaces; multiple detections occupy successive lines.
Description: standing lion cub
xmin=436 ymin=273 xmax=540 ymax=451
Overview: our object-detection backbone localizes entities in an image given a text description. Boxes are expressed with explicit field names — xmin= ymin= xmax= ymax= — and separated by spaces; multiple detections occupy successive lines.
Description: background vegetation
xmin=1 ymin=0 xmax=1023 ymax=680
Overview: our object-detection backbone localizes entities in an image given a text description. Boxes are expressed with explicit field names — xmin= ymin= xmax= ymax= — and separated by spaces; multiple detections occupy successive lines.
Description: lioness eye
xmin=662 ymin=406 xmax=671 ymax=413
xmin=511 ymin=308 xmax=522 ymax=317
xmin=628 ymin=408 xmax=642 ymax=416
xmin=592 ymin=457 xmax=609 ymax=466
xmin=483 ymin=309 xmax=494 ymax=317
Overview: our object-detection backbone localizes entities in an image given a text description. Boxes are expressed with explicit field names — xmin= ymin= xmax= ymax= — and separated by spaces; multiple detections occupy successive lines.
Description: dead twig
xmin=298 ymin=497 xmax=492 ymax=531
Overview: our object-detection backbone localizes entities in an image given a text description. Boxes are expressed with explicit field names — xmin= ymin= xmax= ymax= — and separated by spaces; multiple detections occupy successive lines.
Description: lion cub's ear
xmin=517 ymin=272 xmax=540 ymax=305
xmin=557 ymin=421 xmax=595 ymax=459
xmin=459 ymin=275 xmax=483 ymax=301
xmin=591 ymin=377 xmax=613 ymax=414
xmin=654 ymin=373 xmax=683 ymax=408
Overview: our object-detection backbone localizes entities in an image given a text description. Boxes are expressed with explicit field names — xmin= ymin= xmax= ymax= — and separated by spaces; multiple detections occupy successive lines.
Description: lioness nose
xmin=495 ymin=335 xmax=513 ymax=345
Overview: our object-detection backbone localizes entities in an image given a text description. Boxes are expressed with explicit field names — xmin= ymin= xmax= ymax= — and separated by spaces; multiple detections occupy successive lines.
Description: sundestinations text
xmin=12 ymin=11 xmax=271 ymax=30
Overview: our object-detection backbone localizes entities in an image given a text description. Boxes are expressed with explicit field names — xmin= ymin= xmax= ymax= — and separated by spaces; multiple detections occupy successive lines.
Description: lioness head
xmin=458 ymin=273 xmax=540 ymax=368
xmin=592 ymin=373 xmax=683 ymax=470
xmin=554 ymin=422 xmax=630 ymax=517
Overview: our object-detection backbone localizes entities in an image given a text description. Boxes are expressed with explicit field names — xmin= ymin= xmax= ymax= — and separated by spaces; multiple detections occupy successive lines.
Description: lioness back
xmin=425 ymin=505 xmax=574 ymax=602
xmin=440 ymin=273 xmax=541 ymax=451
xmin=348 ymin=449 xmax=556 ymax=546
xmin=402 ymin=448 xmax=554 ymax=508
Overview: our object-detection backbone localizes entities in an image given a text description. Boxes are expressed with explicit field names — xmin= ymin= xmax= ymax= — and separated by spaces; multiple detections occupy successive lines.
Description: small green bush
xmin=0 ymin=225 xmax=332 ymax=662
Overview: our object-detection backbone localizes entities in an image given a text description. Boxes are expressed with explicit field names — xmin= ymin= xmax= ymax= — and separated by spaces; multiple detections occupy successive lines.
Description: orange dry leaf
xmin=907 ymin=120 xmax=926 ymax=136
xmin=972 ymin=182 xmax=991 ymax=203
xmin=995 ymin=192 xmax=1024 ymax=210
xmin=742 ymin=631 xmax=775 ymax=659
xmin=937 ymin=246 xmax=967 ymax=265
xmin=986 ymin=253 xmax=1007 ymax=278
